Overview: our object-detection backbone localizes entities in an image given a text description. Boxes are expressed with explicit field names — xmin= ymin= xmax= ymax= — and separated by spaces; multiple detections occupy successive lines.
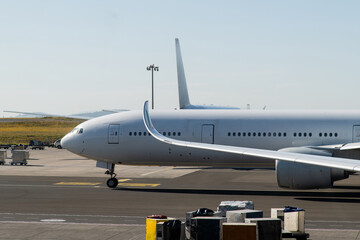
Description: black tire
xmin=106 ymin=178 xmax=118 ymax=188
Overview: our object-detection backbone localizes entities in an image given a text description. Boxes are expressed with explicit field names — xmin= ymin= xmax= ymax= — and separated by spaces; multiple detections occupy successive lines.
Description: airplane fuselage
xmin=61 ymin=109 xmax=360 ymax=168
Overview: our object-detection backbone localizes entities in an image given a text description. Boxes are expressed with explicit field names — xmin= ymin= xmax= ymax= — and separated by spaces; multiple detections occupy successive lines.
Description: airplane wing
xmin=5 ymin=109 xmax=127 ymax=120
xmin=4 ymin=110 xmax=92 ymax=120
xmin=142 ymin=101 xmax=360 ymax=172
xmin=309 ymin=142 xmax=360 ymax=151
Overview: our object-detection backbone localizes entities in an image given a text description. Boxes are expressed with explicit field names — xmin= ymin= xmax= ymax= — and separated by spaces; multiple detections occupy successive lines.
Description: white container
xmin=0 ymin=150 xmax=6 ymax=164
xmin=284 ymin=211 xmax=305 ymax=233
xmin=271 ymin=208 xmax=284 ymax=219
xmin=217 ymin=201 xmax=254 ymax=217
xmin=11 ymin=150 xmax=29 ymax=165
xmin=226 ymin=210 xmax=263 ymax=223
xmin=271 ymin=208 xmax=284 ymax=229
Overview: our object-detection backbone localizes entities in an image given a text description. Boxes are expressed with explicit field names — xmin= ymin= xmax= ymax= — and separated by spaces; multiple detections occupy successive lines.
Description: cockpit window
xmin=71 ymin=127 xmax=83 ymax=134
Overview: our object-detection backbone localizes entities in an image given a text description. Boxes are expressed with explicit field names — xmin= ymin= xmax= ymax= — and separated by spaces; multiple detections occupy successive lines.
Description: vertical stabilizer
xmin=176 ymin=38 xmax=191 ymax=109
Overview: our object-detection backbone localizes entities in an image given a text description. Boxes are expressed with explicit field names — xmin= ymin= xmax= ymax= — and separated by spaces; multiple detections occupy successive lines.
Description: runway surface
xmin=0 ymin=148 xmax=359 ymax=239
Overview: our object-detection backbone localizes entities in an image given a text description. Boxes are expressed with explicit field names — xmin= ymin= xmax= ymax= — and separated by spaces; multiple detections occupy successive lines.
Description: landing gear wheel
xmin=104 ymin=163 xmax=118 ymax=189
xmin=107 ymin=178 xmax=118 ymax=188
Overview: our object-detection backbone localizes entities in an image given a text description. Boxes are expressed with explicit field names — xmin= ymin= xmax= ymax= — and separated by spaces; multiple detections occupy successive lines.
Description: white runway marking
xmin=0 ymin=212 xmax=145 ymax=219
xmin=0 ymin=220 xmax=145 ymax=226
xmin=141 ymin=167 xmax=174 ymax=176
xmin=40 ymin=219 xmax=66 ymax=222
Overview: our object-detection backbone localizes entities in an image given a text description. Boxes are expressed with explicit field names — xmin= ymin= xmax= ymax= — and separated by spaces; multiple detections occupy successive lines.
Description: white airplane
xmin=4 ymin=39 xmax=237 ymax=119
xmin=2 ymin=110 xmax=125 ymax=120
xmin=61 ymin=40 xmax=360 ymax=190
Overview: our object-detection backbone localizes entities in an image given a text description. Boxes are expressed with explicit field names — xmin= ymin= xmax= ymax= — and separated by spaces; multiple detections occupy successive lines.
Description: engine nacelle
xmin=276 ymin=147 xmax=349 ymax=189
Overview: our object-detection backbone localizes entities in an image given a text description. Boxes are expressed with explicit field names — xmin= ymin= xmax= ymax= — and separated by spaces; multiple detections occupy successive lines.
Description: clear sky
xmin=1 ymin=1 xmax=360 ymax=116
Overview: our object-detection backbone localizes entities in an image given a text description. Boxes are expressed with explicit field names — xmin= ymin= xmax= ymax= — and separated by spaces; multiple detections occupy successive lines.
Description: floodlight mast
xmin=146 ymin=64 xmax=159 ymax=109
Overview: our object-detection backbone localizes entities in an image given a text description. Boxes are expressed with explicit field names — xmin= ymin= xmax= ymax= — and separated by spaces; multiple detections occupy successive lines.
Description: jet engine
xmin=276 ymin=147 xmax=349 ymax=189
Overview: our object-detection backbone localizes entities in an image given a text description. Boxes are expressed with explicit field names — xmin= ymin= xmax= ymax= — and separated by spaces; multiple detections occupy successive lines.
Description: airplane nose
xmin=60 ymin=134 xmax=70 ymax=149
xmin=61 ymin=133 xmax=84 ymax=154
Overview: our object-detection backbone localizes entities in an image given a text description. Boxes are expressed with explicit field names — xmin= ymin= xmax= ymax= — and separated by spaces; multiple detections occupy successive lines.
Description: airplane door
xmin=201 ymin=124 xmax=214 ymax=144
xmin=353 ymin=125 xmax=360 ymax=142
xmin=108 ymin=124 xmax=120 ymax=144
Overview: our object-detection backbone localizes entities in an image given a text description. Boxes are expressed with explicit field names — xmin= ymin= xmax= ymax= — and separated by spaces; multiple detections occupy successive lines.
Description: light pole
xmin=146 ymin=64 xmax=159 ymax=109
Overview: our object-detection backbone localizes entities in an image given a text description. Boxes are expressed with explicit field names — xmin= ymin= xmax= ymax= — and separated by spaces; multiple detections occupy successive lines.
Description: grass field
xmin=0 ymin=117 xmax=84 ymax=145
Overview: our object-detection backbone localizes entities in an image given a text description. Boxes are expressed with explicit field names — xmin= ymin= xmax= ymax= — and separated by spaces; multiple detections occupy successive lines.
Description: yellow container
xmin=146 ymin=217 xmax=169 ymax=240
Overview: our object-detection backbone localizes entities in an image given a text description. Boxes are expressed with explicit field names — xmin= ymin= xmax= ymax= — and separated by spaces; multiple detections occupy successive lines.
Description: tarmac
xmin=0 ymin=148 xmax=359 ymax=239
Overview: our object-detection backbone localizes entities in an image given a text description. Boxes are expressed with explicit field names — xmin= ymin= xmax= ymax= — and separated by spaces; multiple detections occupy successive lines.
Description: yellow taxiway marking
xmin=117 ymin=183 xmax=160 ymax=187
xmin=54 ymin=179 xmax=158 ymax=187
xmin=118 ymin=179 xmax=131 ymax=182
xmin=55 ymin=182 xmax=101 ymax=186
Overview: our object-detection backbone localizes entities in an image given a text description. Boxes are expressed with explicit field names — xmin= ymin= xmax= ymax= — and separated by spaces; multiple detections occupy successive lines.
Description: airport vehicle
xmin=10 ymin=152 xmax=28 ymax=166
xmin=0 ymin=151 xmax=5 ymax=165
xmin=61 ymin=39 xmax=360 ymax=190
xmin=54 ymin=139 xmax=62 ymax=149
xmin=31 ymin=146 xmax=44 ymax=150
xmin=10 ymin=159 xmax=28 ymax=166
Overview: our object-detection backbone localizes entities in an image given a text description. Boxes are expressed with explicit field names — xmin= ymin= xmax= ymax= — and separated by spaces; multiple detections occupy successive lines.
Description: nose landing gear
xmin=105 ymin=163 xmax=118 ymax=188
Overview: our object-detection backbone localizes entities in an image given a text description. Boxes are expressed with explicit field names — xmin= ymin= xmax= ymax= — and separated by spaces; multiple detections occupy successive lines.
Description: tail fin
xmin=175 ymin=38 xmax=240 ymax=110
xmin=175 ymin=38 xmax=191 ymax=109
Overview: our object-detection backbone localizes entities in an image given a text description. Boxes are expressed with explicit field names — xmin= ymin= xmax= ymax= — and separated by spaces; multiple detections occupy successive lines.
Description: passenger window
xmin=178 ymin=132 xmax=181 ymax=136
xmin=243 ymin=132 xmax=246 ymax=137
xmin=228 ymin=132 xmax=231 ymax=136
xmin=173 ymin=132 xmax=176 ymax=136
xmin=319 ymin=133 xmax=322 ymax=137
xmin=304 ymin=133 xmax=307 ymax=137
xmin=335 ymin=133 xmax=338 ymax=137
xmin=134 ymin=132 xmax=137 ymax=136
xmin=268 ymin=132 xmax=271 ymax=137
xmin=258 ymin=132 xmax=261 ymax=137
xmin=294 ymin=133 xmax=297 ymax=137
xmin=278 ymin=132 xmax=281 ymax=137
xmin=309 ymin=133 xmax=312 ymax=137
xmin=248 ymin=132 xmax=251 ymax=137
xmin=329 ymin=133 xmax=333 ymax=137
xmin=79 ymin=128 xmax=83 ymax=134
xmin=263 ymin=132 xmax=266 ymax=137
xmin=253 ymin=132 xmax=256 ymax=137
xmin=233 ymin=132 xmax=236 ymax=136
xmin=299 ymin=133 xmax=302 ymax=137
xmin=139 ymin=132 xmax=142 ymax=136
xmin=143 ymin=132 xmax=147 ymax=136
xmin=129 ymin=132 xmax=132 ymax=136
xmin=284 ymin=133 xmax=287 ymax=137
xmin=324 ymin=133 xmax=328 ymax=137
